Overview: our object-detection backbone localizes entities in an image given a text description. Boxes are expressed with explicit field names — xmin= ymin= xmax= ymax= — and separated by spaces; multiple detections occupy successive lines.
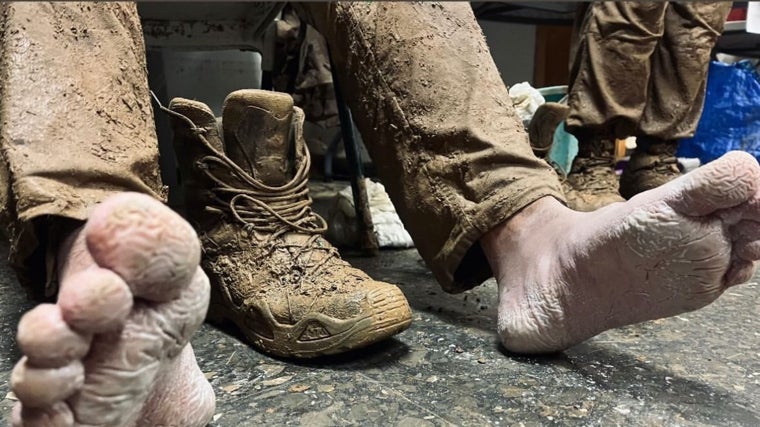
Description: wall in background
xmin=478 ymin=20 xmax=536 ymax=87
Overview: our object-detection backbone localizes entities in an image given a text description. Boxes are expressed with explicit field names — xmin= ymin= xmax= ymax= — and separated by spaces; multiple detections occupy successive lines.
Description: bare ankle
xmin=480 ymin=196 xmax=569 ymax=275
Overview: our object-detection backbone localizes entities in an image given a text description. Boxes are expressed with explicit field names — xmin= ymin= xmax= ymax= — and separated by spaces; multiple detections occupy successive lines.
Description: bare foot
xmin=11 ymin=193 xmax=215 ymax=426
xmin=481 ymin=151 xmax=760 ymax=354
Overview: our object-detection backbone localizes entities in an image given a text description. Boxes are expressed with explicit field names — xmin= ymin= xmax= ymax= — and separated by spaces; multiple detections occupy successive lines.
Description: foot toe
xmin=728 ymin=220 xmax=760 ymax=262
xmin=11 ymin=357 xmax=84 ymax=408
xmin=16 ymin=304 xmax=91 ymax=368
xmin=735 ymin=240 xmax=760 ymax=262
xmin=670 ymin=151 xmax=760 ymax=215
xmin=84 ymin=192 xmax=201 ymax=302
xmin=58 ymin=268 xmax=133 ymax=333
xmin=12 ymin=402 xmax=74 ymax=427
xmin=725 ymin=257 xmax=757 ymax=287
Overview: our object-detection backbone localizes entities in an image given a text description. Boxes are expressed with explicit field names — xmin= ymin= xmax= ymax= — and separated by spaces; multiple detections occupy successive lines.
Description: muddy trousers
xmin=0 ymin=2 xmax=563 ymax=298
xmin=566 ymin=1 xmax=731 ymax=142
xmin=0 ymin=2 xmax=165 ymax=297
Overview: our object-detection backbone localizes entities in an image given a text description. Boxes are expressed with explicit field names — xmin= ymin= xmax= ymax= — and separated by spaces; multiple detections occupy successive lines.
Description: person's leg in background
xmin=620 ymin=1 xmax=732 ymax=199
xmin=537 ymin=2 xmax=668 ymax=211
xmin=2 ymin=3 xmax=214 ymax=425
xmin=533 ymin=2 xmax=732 ymax=209
xmin=303 ymin=2 xmax=760 ymax=353
xmin=566 ymin=2 xmax=670 ymax=140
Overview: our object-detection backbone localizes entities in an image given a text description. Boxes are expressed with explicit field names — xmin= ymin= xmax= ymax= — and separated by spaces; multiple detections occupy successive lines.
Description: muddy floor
xmin=1 ymin=241 xmax=759 ymax=426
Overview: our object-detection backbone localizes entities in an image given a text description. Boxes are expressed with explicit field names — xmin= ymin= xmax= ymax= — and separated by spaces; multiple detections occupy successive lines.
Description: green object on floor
xmin=536 ymin=85 xmax=576 ymax=175
xmin=547 ymin=121 xmax=578 ymax=177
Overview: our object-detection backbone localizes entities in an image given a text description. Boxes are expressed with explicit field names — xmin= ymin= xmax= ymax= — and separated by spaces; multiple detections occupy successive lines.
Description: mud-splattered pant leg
xmin=566 ymin=1 xmax=731 ymax=141
xmin=639 ymin=2 xmax=731 ymax=139
xmin=300 ymin=2 xmax=565 ymax=293
xmin=0 ymin=2 xmax=164 ymax=298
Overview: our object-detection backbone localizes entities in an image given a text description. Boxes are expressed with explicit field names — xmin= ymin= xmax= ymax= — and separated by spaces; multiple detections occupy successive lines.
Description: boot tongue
xmin=222 ymin=90 xmax=295 ymax=186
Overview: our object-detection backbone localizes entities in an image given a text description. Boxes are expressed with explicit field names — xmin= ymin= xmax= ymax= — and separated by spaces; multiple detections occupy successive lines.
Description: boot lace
xmin=155 ymin=94 xmax=338 ymax=275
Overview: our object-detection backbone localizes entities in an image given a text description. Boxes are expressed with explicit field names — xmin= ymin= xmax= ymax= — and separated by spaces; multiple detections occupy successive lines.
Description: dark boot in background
xmin=619 ymin=138 xmax=680 ymax=200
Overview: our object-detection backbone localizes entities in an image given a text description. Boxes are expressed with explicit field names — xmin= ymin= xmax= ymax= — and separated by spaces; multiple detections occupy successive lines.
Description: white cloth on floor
xmin=328 ymin=178 xmax=414 ymax=248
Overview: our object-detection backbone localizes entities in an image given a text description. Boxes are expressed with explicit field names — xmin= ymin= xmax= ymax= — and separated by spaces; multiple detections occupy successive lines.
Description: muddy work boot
xmin=619 ymin=138 xmax=680 ymax=200
xmin=528 ymin=102 xmax=569 ymax=158
xmin=562 ymin=138 xmax=625 ymax=212
xmin=168 ymin=89 xmax=412 ymax=358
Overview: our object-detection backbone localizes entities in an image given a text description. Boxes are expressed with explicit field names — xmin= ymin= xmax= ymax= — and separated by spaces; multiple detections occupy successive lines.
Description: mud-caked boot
xmin=528 ymin=102 xmax=569 ymax=158
xmin=562 ymin=138 xmax=625 ymax=212
xmin=619 ymin=138 xmax=680 ymax=200
xmin=169 ymin=90 xmax=412 ymax=358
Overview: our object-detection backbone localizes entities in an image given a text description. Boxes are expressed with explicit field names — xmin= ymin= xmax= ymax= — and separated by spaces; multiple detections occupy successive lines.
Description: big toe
xmin=666 ymin=151 xmax=760 ymax=216
xmin=84 ymin=192 xmax=201 ymax=302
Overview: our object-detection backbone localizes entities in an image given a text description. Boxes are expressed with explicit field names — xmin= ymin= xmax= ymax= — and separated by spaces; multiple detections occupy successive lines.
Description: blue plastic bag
xmin=678 ymin=60 xmax=760 ymax=163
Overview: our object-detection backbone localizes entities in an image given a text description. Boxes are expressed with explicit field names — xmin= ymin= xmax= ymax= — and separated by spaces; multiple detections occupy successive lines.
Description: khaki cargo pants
xmin=566 ymin=1 xmax=732 ymax=141
xmin=0 ymin=2 xmax=563 ymax=299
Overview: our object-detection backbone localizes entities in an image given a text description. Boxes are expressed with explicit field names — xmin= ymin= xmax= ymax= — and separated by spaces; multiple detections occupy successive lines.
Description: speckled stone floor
xmin=2 ymin=242 xmax=759 ymax=426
